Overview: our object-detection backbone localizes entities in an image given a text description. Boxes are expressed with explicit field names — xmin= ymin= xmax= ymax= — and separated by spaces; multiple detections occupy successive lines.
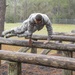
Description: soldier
xmin=2 ymin=13 xmax=53 ymax=44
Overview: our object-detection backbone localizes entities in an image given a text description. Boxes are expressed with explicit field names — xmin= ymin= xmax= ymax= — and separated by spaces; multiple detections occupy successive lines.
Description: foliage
xmin=6 ymin=0 xmax=75 ymax=23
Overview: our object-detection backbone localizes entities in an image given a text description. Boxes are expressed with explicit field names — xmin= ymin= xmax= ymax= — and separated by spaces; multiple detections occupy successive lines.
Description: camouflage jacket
xmin=13 ymin=13 xmax=53 ymax=41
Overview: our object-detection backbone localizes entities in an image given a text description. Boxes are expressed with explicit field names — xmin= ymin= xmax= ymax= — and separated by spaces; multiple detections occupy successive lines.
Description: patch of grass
xmin=5 ymin=23 xmax=21 ymax=30
xmin=5 ymin=23 xmax=75 ymax=34
xmin=53 ymin=24 xmax=75 ymax=33
xmin=34 ymin=24 xmax=75 ymax=35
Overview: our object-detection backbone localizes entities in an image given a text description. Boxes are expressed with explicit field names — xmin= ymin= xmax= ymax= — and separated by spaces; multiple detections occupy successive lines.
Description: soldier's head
xmin=35 ymin=14 xmax=42 ymax=24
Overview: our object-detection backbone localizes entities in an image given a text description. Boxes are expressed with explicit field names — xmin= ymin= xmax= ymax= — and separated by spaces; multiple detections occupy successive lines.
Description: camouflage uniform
xmin=2 ymin=13 xmax=53 ymax=40
xmin=3 ymin=13 xmax=53 ymax=41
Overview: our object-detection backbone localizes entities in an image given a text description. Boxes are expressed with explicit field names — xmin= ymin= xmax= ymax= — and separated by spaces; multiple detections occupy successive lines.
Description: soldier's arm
xmin=45 ymin=17 xmax=53 ymax=41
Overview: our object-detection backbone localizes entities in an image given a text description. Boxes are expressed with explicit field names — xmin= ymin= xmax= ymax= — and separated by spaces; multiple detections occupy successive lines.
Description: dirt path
xmin=0 ymin=62 xmax=62 ymax=75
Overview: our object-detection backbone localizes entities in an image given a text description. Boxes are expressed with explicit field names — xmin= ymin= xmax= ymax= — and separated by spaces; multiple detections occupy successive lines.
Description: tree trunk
xmin=0 ymin=0 xmax=6 ymax=36
xmin=0 ymin=0 xmax=6 ymax=65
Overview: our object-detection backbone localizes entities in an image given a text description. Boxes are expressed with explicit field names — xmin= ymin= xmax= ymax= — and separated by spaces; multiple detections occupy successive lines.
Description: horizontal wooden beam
xmin=5 ymin=33 xmax=75 ymax=42
xmin=0 ymin=50 xmax=75 ymax=71
xmin=53 ymin=32 xmax=75 ymax=36
xmin=31 ymin=35 xmax=75 ymax=42
xmin=0 ymin=37 xmax=75 ymax=51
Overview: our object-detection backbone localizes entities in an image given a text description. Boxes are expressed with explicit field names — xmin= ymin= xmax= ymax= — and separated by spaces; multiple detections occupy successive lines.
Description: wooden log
xmin=1 ymin=37 xmax=75 ymax=51
xmin=62 ymin=39 xmax=74 ymax=75
xmin=8 ymin=62 xmax=21 ymax=75
xmin=62 ymin=51 xmax=73 ymax=75
xmin=18 ymin=47 xmax=30 ymax=52
xmin=9 ymin=44 xmax=30 ymax=75
xmin=71 ymin=30 xmax=75 ymax=33
xmin=40 ymin=49 xmax=51 ymax=55
xmin=31 ymin=35 xmax=75 ymax=42
xmin=53 ymin=32 xmax=75 ymax=36
xmin=8 ymin=43 xmax=30 ymax=75
xmin=8 ymin=47 xmax=30 ymax=75
xmin=31 ymin=47 xmax=37 ymax=53
xmin=56 ymin=41 xmax=63 ymax=54
xmin=5 ymin=34 xmax=75 ymax=42
xmin=31 ymin=39 xmax=37 ymax=53
xmin=0 ymin=44 xmax=1 ymax=65
xmin=5 ymin=32 xmax=75 ymax=38
xmin=0 ymin=50 xmax=75 ymax=71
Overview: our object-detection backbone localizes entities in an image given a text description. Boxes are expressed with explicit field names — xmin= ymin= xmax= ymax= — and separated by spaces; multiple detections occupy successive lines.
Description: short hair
xmin=35 ymin=14 xmax=42 ymax=21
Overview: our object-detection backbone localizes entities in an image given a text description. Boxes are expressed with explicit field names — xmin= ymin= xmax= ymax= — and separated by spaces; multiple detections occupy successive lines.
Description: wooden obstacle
xmin=0 ymin=50 xmax=75 ymax=71
xmin=0 ymin=33 xmax=75 ymax=75
xmin=0 ymin=37 xmax=75 ymax=51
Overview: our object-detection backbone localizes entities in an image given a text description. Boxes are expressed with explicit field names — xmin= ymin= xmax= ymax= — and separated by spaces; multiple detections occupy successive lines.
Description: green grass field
xmin=5 ymin=23 xmax=75 ymax=35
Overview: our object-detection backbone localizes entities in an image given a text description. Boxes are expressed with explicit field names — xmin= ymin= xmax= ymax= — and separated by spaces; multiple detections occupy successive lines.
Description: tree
xmin=6 ymin=0 xmax=75 ymax=23
xmin=0 ymin=0 xmax=6 ymax=36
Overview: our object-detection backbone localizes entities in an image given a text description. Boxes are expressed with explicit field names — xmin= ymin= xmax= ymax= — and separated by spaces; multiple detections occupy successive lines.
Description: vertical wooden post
xmin=56 ymin=40 xmax=73 ymax=75
xmin=56 ymin=41 xmax=62 ymax=54
xmin=62 ymin=51 xmax=73 ymax=75
xmin=0 ymin=44 xmax=1 ymax=65
xmin=31 ymin=39 xmax=37 ymax=53
xmin=8 ymin=38 xmax=31 ymax=75
xmin=62 ymin=40 xmax=74 ymax=75
xmin=8 ymin=62 xmax=21 ymax=75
